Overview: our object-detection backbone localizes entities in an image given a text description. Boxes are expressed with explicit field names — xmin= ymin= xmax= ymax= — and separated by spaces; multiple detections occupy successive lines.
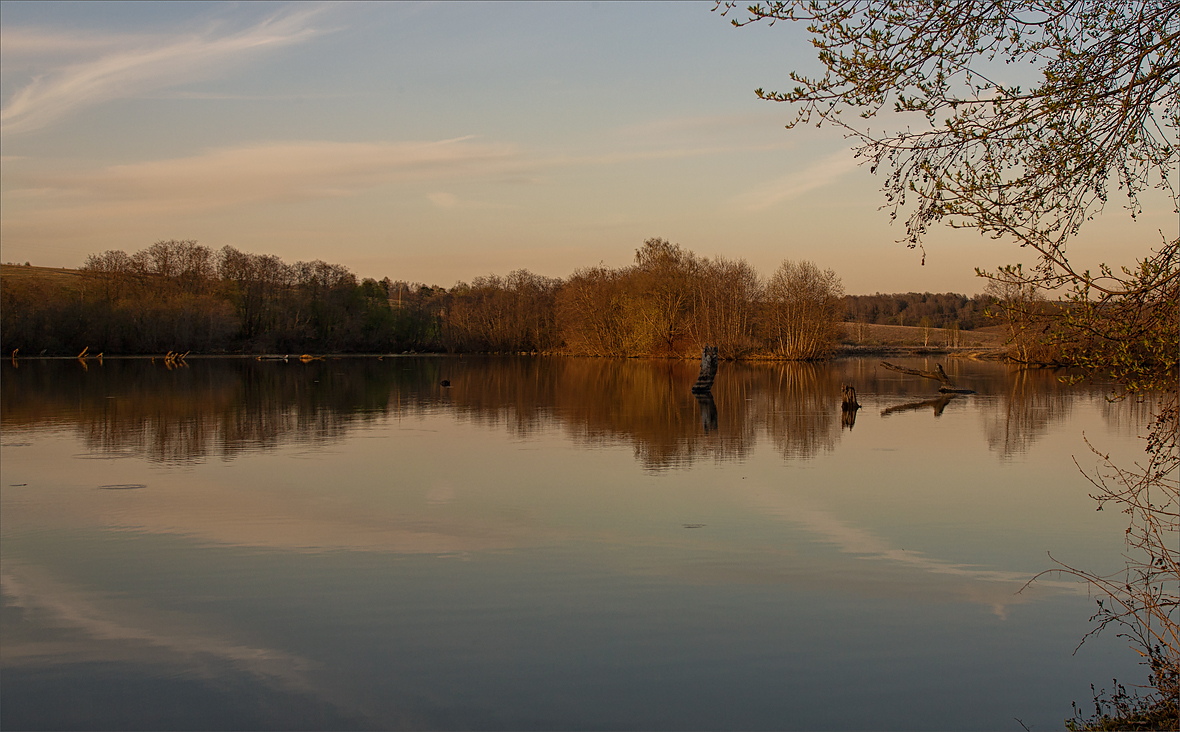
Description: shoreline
xmin=6 ymin=346 xmax=1014 ymax=362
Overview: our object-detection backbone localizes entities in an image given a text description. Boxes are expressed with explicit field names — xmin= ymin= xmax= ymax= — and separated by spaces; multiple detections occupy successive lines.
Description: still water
xmin=0 ymin=356 xmax=1157 ymax=730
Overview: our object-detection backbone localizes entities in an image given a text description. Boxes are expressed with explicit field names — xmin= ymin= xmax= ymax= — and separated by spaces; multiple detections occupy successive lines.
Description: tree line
xmin=4 ymin=237 xmax=1092 ymax=363
xmin=2 ymin=237 xmax=863 ymax=359
xmin=842 ymin=292 xmax=995 ymax=330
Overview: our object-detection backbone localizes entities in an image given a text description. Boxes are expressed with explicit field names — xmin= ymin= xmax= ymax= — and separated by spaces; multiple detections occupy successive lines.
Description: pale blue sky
xmin=2 ymin=1 xmax=1172 ymax=294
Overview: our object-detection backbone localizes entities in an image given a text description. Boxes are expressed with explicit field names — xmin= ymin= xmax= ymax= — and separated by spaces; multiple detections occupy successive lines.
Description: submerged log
xmin=691 ymin=346 xmax=719 ymax=394
xmin=879 ymin=361 xmax=975 ymax=393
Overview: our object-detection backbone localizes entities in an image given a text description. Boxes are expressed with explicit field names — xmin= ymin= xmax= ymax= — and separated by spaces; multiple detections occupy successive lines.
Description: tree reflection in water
xmin=2 ymin=356 xmax=1105 ymax=468
xmin=882 ymin=393 xmax=961 ymax=417
xmin=980 ymin=366 xmax=1080 ymax=459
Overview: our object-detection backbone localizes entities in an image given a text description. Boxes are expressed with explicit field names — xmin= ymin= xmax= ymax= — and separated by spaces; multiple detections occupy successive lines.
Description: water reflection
xmin=549 ymin=358 xmax=758 ymax=468
xmin=2 ymin=358 xmax=438 ymax=465
xmin=882 ymin=393 xmax=962 ymax=417
xmin=0 ymin=356 xmax=1124 ymax=468
xmin=981 ymin=366 xmax=1082 ymax=458
xmin=695 ymin=392 xmax=718 ymax=432
xmin=1 ymin=355 xmax=1154 ymax=731
xmin=1 ymin=560 xmax=364 ymax=730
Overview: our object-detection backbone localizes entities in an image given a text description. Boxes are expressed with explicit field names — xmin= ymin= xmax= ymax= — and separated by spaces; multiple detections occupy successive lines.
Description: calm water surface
xmin=0 ymin=356 xmax=1156 ymax=730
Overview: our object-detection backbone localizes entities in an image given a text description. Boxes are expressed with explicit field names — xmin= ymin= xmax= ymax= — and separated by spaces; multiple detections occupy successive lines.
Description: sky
xmin=1 ymin=1 xmax=1175 ymax=295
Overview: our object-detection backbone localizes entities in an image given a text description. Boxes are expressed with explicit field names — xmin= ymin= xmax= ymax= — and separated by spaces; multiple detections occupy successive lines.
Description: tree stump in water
xmin=841 ymin=384 xmax=860 ymax=411
xmin=691 ymin=346 xmax=719 ymax=394
xmin=840 ymin=384 xmax=861 ymax=429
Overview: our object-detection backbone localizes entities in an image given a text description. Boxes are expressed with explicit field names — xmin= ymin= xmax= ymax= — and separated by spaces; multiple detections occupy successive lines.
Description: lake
xmin=0 ymin=355 xmax=1157 ymax=730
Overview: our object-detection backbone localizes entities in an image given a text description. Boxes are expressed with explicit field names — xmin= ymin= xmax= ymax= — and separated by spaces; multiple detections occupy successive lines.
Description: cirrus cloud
xmin=733 ymin=148 xmax=862 ymax=211
xmin=8 ymin=137 xmax=523 ymax=216
xmin=1 ymin=5 xmax=333 ymax=136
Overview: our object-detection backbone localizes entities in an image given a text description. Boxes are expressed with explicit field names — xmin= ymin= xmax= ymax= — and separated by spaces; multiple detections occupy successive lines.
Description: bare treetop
xmin=720 ymin=0 xmax=1179 ymax=289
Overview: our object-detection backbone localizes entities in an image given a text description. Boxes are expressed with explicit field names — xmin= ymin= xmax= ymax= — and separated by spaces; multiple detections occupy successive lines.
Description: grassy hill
xmin=1 ymin=264 xmax=88 ymax=291
xmin=841 ymin=321 xmax=1006 ymax=350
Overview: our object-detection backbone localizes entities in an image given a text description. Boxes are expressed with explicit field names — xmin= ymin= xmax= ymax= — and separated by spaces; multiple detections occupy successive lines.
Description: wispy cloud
xmin=10 ymin=138 xmax=522 ymax=215
xmin=0 ymin=28 xmax=155 ymax=59
xmin=7 ymin=137 xmax=788 ymax=219
xmin=425 ymin=191 xmax=512 ymax=211
xmin=733 ymin=149 xmax=861 ymax=211
xmin=427 ymin=192 xmax=460 ymax=209
xmin=614 ymin=110 xmax=787 ymax=139
xmin=0 ymin=5 xmax=332 ymax=135
xmin=544 ymin=140 xmax=794 ymax=169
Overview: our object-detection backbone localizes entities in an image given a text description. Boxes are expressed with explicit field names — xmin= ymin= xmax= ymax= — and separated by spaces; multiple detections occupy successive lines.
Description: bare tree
xmin=691 ymin=256 xmax=762 ymax=359
xmin=557 ymin=266 xmax=642 ymax=356
xmin=629 ymin=238 xmax=700 ymax=355
xmin=720 ymin=0 xmax=1179 ymax=293
xmin=983 ymin=266 xmax=1050 ymax=364
xmin=761 ymin=260 xmax=844 ymax=360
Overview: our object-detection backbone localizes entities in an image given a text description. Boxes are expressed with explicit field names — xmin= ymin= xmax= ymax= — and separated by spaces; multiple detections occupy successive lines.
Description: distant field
xmin=841 ymin=321 xmax=1006 ymax=348
xmin=1 ymin=264 xmax=87 ymax=291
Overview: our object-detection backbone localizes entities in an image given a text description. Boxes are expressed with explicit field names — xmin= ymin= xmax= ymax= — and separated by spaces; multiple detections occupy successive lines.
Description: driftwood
xmin=879 ymin=361 xmax=975 ymax=393
xmin=691 ymin=346 xmax=719 ymax=394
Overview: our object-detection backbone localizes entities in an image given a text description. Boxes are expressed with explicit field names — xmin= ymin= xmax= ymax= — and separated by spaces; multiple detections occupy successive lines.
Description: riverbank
xmin=835 ymin=344 xmax=1009 ymax=359
xmin=833 ymin=321 xmax=1008 ymax=358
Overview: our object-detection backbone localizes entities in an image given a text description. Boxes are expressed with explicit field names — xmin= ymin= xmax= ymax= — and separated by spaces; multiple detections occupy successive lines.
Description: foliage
xmin=980 ymin=243 xmax=1179 ymax=391
xmin=1067 ymin=664 xmax=1179 ymax=731
xmin=720 ymin=0 xmax=1180 ymax=365
xmin=1052 ymin=244 xmax=1180 ymax=394
xmin=630 ymin=238 xmax=700 ymax=355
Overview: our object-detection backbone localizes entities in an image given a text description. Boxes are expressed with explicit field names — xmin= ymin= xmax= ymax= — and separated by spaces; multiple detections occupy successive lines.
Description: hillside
xmin=840 ymin=321 xmax=1006 ymax=351
xmin=1 ymin=264 xmax=88 ymax=291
